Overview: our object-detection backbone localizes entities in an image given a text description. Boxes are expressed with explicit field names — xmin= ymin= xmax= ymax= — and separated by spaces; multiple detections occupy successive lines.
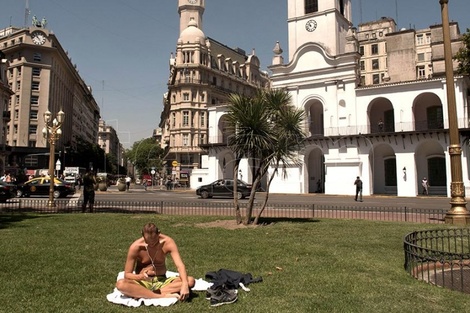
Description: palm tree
xmin=253 ymin=90 xmax=305 ymax=224
xmin=226 ymin=89 xmax=306 ymax=225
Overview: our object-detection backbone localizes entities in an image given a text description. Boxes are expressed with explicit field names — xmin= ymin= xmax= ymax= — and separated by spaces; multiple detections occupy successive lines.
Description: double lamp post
xmin=42 ymin=109 xmax=64 ymax=207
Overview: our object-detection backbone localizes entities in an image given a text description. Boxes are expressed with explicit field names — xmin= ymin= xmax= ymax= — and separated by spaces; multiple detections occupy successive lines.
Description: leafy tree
xmin=126 ymin=138 xmax=164 ymax=176
xmin=455 ymin=28 xmax=470 ymax=75
xmin=226 ymin=89 xmax=306 ymax=225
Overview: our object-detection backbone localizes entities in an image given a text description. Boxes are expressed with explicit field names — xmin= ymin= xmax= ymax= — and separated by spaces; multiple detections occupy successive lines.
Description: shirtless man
xmin=115 ymin=223 xmax=195 ymax=300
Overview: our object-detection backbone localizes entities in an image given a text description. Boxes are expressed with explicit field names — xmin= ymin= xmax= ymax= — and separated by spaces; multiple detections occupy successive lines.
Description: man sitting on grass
xmin=116 ymin=223 xmax=195 ymax=300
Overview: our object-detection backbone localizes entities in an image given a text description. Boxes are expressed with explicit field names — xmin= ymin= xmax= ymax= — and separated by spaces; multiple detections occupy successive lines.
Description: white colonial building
xmin=189 ymin=0 xmax=470 ymax=198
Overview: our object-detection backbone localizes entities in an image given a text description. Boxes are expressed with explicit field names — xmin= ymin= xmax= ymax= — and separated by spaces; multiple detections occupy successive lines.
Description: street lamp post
xmin=42 ymin=109 xmax=64 ymax=207
xmin=440 ymin=0 xmax=470 ymax=225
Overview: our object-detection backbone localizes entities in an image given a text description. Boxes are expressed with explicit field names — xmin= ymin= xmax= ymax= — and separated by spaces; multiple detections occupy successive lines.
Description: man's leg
xmin=159 ymin=276 xmax=196 ymax=295
xmin=116 ymin=279 xmax=178 ymax=299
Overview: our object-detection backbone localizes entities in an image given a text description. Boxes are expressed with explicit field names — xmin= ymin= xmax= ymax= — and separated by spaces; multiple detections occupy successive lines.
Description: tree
xmin=226 ymin=89 xmax=306 ymax=225
xmin=126 ymin=138 xmax=164 ymax=176
xmin=455 ymin=28 xmax=470 ymax=75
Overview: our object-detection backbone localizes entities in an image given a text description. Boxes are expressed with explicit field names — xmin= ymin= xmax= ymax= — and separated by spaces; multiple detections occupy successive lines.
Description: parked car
xmin=196 ymin=179 xmax=253 ymax=199
xmin=16 ymin=177 xmax=75 ymax=198
xmin=0 ymin=181 xmax=17 ymax=203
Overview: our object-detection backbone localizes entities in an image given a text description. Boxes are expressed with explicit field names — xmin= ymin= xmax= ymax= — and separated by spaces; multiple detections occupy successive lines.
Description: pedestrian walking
xmin=354 ymin=176 xmax=363 ymax=202
xmin=125 ymin=175 xmax=131 ymax=191
xmin=421 ymin=177 xmax=429 ymax=195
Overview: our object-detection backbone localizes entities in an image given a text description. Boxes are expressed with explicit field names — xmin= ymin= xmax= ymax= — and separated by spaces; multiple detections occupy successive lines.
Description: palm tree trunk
xmin=233 ymin=160 xmax=242 ymax=224
xmin=254 ymin=167 xmax=278 ymax=225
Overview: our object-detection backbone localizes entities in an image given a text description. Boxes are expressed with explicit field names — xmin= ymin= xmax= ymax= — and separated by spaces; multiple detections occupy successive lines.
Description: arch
xmin=216 ymin=114 xmax=233 ymax=144
xmin=304 ymin=97 xmax=325 ymax=136
xmin=305 ymin=146 xmax=325 ymax=193
xmin=372 ymin=143 xmax=396 ymax=195
xmin=414 ymin=140 xmax=446 ymax=195
xmin=217 ymin=151 xmax=236 ymax=179
xmin=412 ymin=92 xmax=443 ymax=131
xmin=367 ymin=97 xmax=394 ymax=133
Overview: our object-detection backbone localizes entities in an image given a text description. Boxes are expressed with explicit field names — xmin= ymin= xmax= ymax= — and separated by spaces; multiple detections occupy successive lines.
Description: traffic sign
xmin=172 ymin=160 xmax=178 ymax=167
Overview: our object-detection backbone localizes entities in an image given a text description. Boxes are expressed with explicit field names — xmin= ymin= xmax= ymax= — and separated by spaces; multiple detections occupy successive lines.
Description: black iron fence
xmin=0 ymin=198 xmax=447 ymax=223
xmin=404 ymin=228 xmax=470 ymax=294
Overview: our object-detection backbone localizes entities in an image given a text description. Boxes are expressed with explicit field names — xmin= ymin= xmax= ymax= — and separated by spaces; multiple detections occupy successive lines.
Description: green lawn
xmin=0 ymin=213 xmax=468 ymax=313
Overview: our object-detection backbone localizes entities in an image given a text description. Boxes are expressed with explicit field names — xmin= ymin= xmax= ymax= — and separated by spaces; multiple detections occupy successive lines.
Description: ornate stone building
xmin=159 ymin=0 xmax=269 ymax=180
xmin=0 ymin=25 xmax=100 ymax=174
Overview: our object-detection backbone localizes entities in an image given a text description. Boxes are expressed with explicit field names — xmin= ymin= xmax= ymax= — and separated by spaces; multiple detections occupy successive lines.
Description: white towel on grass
xmin=106 ymin=271 xmax=212 ymax=307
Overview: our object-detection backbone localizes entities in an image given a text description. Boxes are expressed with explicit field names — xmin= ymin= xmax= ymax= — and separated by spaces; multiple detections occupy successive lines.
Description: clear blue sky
xmin=1 ymin=0 xmax=469 ymax=148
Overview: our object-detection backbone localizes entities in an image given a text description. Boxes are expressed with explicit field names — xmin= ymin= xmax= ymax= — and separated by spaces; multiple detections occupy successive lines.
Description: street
xmin=92 ymin=184 xmax=454 ymax=211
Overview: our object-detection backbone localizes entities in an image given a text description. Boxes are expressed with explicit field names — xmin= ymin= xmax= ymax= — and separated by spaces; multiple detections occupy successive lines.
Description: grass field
xmin=0 ymin=213 xmax=468 ymax=313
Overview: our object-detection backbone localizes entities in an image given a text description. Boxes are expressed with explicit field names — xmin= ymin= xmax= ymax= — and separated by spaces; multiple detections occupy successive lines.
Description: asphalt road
xmin=91 ymin=184 xmax=454 ymax=210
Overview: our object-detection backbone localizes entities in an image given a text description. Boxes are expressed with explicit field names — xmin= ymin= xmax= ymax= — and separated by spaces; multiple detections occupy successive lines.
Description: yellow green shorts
xmin=134 ymin=275 xmax=178 ymax=291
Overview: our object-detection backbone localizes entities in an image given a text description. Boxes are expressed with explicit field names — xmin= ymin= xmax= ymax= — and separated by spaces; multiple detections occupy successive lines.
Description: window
xmin=33 ymin=53 xmax=41 ymax=61
xmin=417 ymin=66 xmax=426 ymax=79
xmin=372 ymin=74 xmax=380 ymax=84
xmin=360 ymin=61 xmax=365 ymax=71
xmin=200 ymin=134 xmax=205 ymax=145
xmin=29 ymin=125 xmax=37 ymax=135
xmin=425 ymin=33 xmax=431 ymax=44
xmin=183 ymin=93 xmax=189 ymax=101
xmin=30 ymin=110 xmax=38 ymax=119
xmin=28 ymin=141 xmax=36 ymax=148
xmin=201 ymin=93 xmax=205 ymax=102
xmin=384 ymin=158 xmax=397 ymax=186
xmin=427 ymin=106 xmax=443 ymax=129
xmin=182 ymin=134 xmax=189 ymax=146
xmin=200 ymin=112 xmax=205 ymax=127
xmin=371 ymin=44 xmax=378 ymax=55
xmin=31 ymin=96 xmax=39 ymax=105
xmin=32 ymin=82 xmax=39 ymax=91
xmin=359 ymin=46 xmax=364 ymax=55
xmin=305 ymin=0 xmax=318 ymax=14
xmin=172 ymin=112 xmax=176 ymax=127
xmin=32 ymin=67 xmax=41 ymax=76
xmin=372 ymin=59 xmax=379 ymax=70
xmin=417 ymin=34 xmax=424 ymax=45
xmin=428 ymin=157 xmax=446 ymax=186
xmin=417 ymin=53 xmax=425 ymax=62
xmin=360 ymin=76 xmax=366 ymax=85
xmin=183 ymin=111 xmax=189 ymax=126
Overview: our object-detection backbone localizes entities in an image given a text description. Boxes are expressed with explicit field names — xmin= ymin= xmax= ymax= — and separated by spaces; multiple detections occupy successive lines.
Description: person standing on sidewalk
xmin=354 ymin=176 xmax=363 ymax=202
xmin=81 ymin=169 xmax=96 ymax=213
xmin=421 ymin=177 xmax=429 ymax=195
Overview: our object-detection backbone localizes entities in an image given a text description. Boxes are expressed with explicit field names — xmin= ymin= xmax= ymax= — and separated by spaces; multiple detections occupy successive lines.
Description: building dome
xmin=179 ymin=19 xmax=205 ymax=44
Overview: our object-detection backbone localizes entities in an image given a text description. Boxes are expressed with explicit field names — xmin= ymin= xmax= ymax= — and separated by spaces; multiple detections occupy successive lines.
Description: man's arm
xmin=166 ymin=238 xmax=190 ymax=296
xmin=123 ymin=243 xmax=146 ymax=281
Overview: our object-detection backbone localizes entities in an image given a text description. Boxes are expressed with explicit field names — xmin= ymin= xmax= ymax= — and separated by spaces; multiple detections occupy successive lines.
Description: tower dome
xmin=179 ymin=19 xmax=206 ymax=44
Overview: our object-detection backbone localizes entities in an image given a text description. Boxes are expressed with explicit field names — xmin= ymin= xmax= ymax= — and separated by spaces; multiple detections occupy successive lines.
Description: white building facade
xmin=193 ymin=0 xmax=470 ymax=198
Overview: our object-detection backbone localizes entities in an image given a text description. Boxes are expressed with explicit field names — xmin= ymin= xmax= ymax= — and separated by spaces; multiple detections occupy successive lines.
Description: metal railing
xmin=404 ymin=228 xmax=470 ymax=294
xmin=0 ymin=199 xmax=447 ymax=224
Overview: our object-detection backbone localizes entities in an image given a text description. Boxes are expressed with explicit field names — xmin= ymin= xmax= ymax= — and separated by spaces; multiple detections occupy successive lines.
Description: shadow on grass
xmin=0 ymin=214 xmax=52 ymax=230
xmin=256 ymin=217 xmax=321 ymax=225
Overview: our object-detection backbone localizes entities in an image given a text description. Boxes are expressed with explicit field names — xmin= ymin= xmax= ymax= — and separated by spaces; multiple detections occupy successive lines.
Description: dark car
xmin=196 ymin=179 xmax=253 ymax=199
xmin=16 ymin=177 xmax=75 ymax=198
xmin=0 ymin=181 xmax=17 ymax=202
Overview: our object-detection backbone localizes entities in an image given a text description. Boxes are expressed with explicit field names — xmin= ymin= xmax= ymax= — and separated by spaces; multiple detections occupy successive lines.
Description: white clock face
xmin=188 ymin=0 xmax=197 ymax=3
xmin=305 ymin=19 xmax=317 ymax=32
xmin=32 ymin=31 xmax=46 ymax=45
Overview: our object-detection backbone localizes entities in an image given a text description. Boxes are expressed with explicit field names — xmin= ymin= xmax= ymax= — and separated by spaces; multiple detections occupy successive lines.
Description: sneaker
xmin=209 ymin=288 xmax=238 ymax=307
xmin=205 ymin=287 xmax=217 ymax=300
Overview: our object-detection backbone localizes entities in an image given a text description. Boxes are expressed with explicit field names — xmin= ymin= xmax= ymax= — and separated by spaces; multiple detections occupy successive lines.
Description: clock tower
xmin=287 ymin=0 xmax=352 ymax=59
xmin=178 ymin=0 xmax=205 ymax=34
